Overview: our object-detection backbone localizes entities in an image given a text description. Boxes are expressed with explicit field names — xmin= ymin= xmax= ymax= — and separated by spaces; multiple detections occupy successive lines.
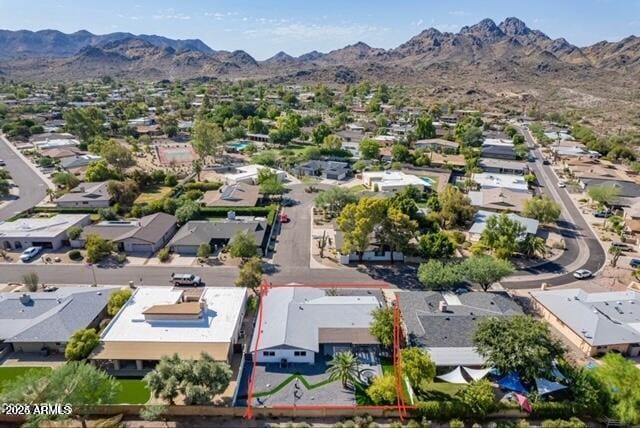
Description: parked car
xmin=558 ymin=181 xmax=566 ymax=188
xmin=594 ymin=210 xmax=612 ymax=218
xmin=573 ymin=269 xmax=593 ymax=279
xmin=170 ymin=273 xmax=203 ymax=287
xmin=0 ymin=159 xmax=5 ymax=166
xmin=629 ymin=258 xmax=640 ymax=268
xmin=279 ymin=212 xmax=290 ymax=223
xmin=20 ymin=246 xmax=43 ymax=262
xmin=281 ymin=198 xmax=297 ymax=207
xmin=542 ymin=159 xmax=551 ymax=165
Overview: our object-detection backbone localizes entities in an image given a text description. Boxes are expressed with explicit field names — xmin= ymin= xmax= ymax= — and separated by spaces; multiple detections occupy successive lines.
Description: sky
xmin=0 ymin=0 xmax=639 ymax=60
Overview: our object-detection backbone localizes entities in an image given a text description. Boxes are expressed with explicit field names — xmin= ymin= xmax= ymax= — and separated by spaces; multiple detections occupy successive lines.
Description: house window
xmin=263 ymin=351 xmax=275 ymax=357
xmin=294 ymin=351 xmax=307 ymax=357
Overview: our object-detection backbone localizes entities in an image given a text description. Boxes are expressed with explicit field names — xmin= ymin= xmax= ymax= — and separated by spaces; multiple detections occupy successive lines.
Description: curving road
xmin=501 ymin=127 xmax=606 ymax=288
xmin=0 ymin=134 xmax=49 ymax=221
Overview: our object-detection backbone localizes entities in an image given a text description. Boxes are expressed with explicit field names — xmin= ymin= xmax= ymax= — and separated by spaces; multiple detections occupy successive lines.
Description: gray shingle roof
xmin=0 ymin=287 xmax=116 ymax=343
xmin=169 ymin=220 xmax=266 ymax=247
xmin=398 ymin=291 xmax=523 ymax=348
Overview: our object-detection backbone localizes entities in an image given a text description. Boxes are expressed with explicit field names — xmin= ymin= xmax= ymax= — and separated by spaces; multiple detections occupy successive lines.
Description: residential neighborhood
xmin=0 ymin=4 xmax=639 ymax=427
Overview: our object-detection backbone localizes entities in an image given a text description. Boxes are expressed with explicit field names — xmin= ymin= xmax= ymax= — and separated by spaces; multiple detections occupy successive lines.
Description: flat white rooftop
xmin=0 ymin=214 xmax=89 ymax=238
xmin=363 ymin=171 xmax=428 ymax=187
xmin=101 ymin=286 xmax=247 ymax=344
xmin=472 ymin=172 xmax=529 ymax=191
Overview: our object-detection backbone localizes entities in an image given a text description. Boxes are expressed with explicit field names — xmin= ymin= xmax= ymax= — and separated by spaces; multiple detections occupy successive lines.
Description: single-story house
xmin=0 ymin=287 xmax=115 ymax=353
xmin=39 ymin=146 xmax=84 ymax=160
xmin=201 ymin=183 xmax=260 ymax=208
xmin=362 ymin=171 xmax=429 ymax=193
xmin=471 ymin=173 xmax=529 ymax=192
xmin=580 ymin=178 xmax=640 ymax=207
xmin=31 ymin=133 xmax=80 ymax=151
xmin=92 ymin=287 xmax=247 ymax=369
xmin=398 ymin=290 xmax=523 ymax=366
xmin=478 ymin=158 xmax=528 ymax=175
xmin=372 ymin=135 xmax=397 ymax=146
xmin=224 ymin=165 xmax=286 ymax=185
xmin=468 ymin=210 xmax=539 ymax=242
xmin=0 ymin=214 xmax=91 ymax=250
xmin=250 ymin=287 xmax=382 ymax=364
xmin=246 ymin=133 xmax=270 ymax=143
xmin=80 ymin=213 xmax=177 ymax=255
xmin=481 ymin=144 xmax=517 ymax=160
xmin=414 ymin=138 xmax=459 ymax=154
xmin=531 ymin=289 xmax=640 ymax=357
xmin=59 ymin=154 xmax=102 ymax=171
xmin=296 ymin=160 xmax=351 ymax=180
xmin=54 ymin=181 xmax=112 ymax=209
xmin=468 ymin=188 xmax=531 ymax=213
xmin=169 ymin=219 xmax=268 ymax=256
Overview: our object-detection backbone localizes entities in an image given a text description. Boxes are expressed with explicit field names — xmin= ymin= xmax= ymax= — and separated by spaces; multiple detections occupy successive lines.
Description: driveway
xmin=0 ymin=134 xmax=49 ymax=221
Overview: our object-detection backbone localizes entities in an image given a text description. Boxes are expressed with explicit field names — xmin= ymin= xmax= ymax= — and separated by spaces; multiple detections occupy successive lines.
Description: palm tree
xmin=327 ymin=351 xmax=360 ymax=389
xmin=46 ymin=188 xmax=56 ymax=202
xmin=192 ymin=159 xmax=202 ymax=181
xmin=520 ymin=235 xmax=546 ymax=258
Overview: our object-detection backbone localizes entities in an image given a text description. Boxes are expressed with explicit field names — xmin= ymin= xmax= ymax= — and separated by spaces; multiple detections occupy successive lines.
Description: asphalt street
xmin=0 ymin=134 xmax=48 ymax=221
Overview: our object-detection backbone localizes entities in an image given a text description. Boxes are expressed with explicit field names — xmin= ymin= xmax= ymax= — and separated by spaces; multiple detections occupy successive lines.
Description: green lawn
xmin=420 ymin=381 xmax=466 ymax=399
xmin=114 ymin=379 xmax=150 ymax=404
xmin=0 ymin=367 xmax=52 ymax=393
xmin=0 ymin=367 xmax=148 ymax=404
xmin=348 ymin=184 xmax=367 ymax=193
xmin=134 ymin=185 xmax=173 ymax=205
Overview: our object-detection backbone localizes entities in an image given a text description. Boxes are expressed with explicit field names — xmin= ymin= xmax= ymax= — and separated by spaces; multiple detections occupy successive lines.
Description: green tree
xmin=85 ymin=234 xmax=114 ymax=263
xmin=370 ymin=307 xmax=394 ymax=348
xmin=197 ymin=242 xmax=211 ymax=259
xmin=101 ymin=141 xmax=135 ymax=170
xmin=418 ymin=231 xmax=455 ymax=259
xmin=0 ymin=178 xmax=10 ymax=197
xmin=321 ymin=134 xmax=342 ymax=151
xmin=228 ymin=231 xmax=257 ymax=259
xmin=401 ymin=347 xmax=436 ymax=392
xmin=175 ymin=199 xmax=200 ymax=223
xmin=587 ymin=184 xmax=621 ymax=208
xmin=327 ymin=351 xmax=360 ymax=388
xmin=314 ymin=187 xmax=359 ymax=218
xmin=609 ymin=245 xmax=622 ymax=267
xmin=85 ymin=160 xmax=119 ymax=182
xmin=65 ymin=328 xmax=100 ymax=360
xmin=473 ymin=315 xmax=564 ymax=382
xmin=480 ymin=213 xmax=526 ymax=259
xmin=192 ymin=120 xmax=224 ymax=162
xmin=312 ymin=123 xmax=332 ymax=145
xmin=417 ymin=260 xmax=462 ymax=290
xmin=593 ymin=353 xmax=640 ymax=425
xmin=108 ymin=289 xmax=132 ymax=316
xmin=359 ymin=138 xmax=381 ymax=160
xmin=63 ymin=107 xmax=105 ymax=143
xmin=391 ymin=144 xmax=411 ymax=162
xmin=0 ymin=362 xmax=119 ymax=426
xmin=52 ymin=171 xmax=80 ymax=190
xmin=367 ymin=374 xmax=397 ymax=404
xmin=235 ymin=256 xmax=263 ymax=294
xmin=378 ymin=207 xmax=418 ymax=263
xmin=107 ymin=179 xmax=139 ymax=207
xmin=438 ymin=185 xmax=476 ymax=229
xmin=337 ymin=197 xmax=388 ymax=261
xmin=523 ymin=196 xmax=561 ymax=224
xmin=460 ymin=255 xmax=514 ymax=291
xmin=415 ymin=114 xmax=436 ymax=140
xmin=67 ymin=225 xmax=83 ymax=240
xmin=22 ymin=271 xmax=39 ymax=292
xmin=456 ymin=379 xmax=496 ymax=418
xmin=520 ymin=235 xmax=546 ymax=258
xmin=144 ymin=353 xmax=232 ymax=405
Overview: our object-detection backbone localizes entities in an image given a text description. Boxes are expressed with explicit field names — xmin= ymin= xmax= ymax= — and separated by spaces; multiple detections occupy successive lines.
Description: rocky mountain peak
xmin=460 ymin=18 xmax=504 ymax=39
xmin=499 ymin=17 xmax=532 ymax=36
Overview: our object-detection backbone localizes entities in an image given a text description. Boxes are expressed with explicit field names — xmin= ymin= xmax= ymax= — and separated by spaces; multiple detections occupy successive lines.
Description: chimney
xmin=438 ymin=300 xmax=448 ymax=313
xmin=19 ymin=294 xmax=32 ymax=305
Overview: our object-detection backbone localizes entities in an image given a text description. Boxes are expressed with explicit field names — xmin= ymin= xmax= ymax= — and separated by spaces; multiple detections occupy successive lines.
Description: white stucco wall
xmin=256 ymin=348 xmax=315 ymax=364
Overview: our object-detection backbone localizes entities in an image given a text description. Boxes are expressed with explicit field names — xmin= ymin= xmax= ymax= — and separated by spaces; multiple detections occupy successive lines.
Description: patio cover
xmin=551 ymin=365 xmax=567 ymax=382
xmin=535 ymin=378 xmax=567 ymax=396
xmin=497 ymin=372 xmax=527 ymax=394
xmin=436 ymin=366 xmax=469 ymax=384
xmin=462 ymin=366 xmax=491 ymax=381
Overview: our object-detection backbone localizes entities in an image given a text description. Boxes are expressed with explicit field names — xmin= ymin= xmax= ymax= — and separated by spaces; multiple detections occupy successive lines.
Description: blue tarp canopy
xmin=535 ymin=378 xmax=567 ymax=396
xmin=497 ymin=372 xmax=528 ymax=394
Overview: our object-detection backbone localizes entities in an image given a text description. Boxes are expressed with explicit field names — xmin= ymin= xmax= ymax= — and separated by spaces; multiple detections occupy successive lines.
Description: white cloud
xmin=255 ymin=22 xmax=389 ymax=42
xmin=449 ymin=10 xmax=470 ymax=17
xmin=411 ymin=19 xmax=425 ymax=27
xmin=153 ymin=8 xmax=191 ymax=21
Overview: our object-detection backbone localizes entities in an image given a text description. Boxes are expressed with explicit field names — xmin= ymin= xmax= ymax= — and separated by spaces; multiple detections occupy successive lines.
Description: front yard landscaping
xmin=134 ymin=185 xmax=173 ymax=205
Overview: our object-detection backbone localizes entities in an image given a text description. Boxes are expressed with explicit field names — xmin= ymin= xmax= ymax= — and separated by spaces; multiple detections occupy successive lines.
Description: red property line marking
xmin=272 ymin=405 xmax=418 ymax=410
xmin=268 ymin=282 xmax=392 ymax=288
xmin=394 ymin=293 xmax=408 ymax=419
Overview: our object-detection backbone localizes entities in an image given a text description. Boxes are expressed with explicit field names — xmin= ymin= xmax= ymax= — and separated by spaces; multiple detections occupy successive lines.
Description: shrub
xmin=116 ymin=253 xmax=127 ymax=264
xmin=449 ymin=419 xmax=464 ymax=428
xmin=64 ymin=328 xmax=99 ymax=360
xmin=416 ymin=401 xmax=468 ymax=420
xmin=68 ymin=250 xmax=83 ymax=261
xmin=108 ymin=289 xmax=132 ymax=316
xmin=540 ymin=418 xmax=586 ymax=428
xmin=184 ymin=181 xmax=223 ymax=191
xmin=67 ymin=225 xmax=83 ymax=240
xmin=157 ymin=248 xmax=170 ymax=263
xmin=531 ymin=401 xmax=575 ymax=419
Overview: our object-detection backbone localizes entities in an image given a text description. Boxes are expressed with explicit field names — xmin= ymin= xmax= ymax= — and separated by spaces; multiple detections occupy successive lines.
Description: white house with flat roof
xmin=468 ymin=210 xmax=539 ymax=242
xmin=362 ymin=171 xmax=430 ymax=193
xmin=471 ymin=172 xmax=529 ymax=192
xmin=0 ymin=214 xmax=91 ymax=251
xmin=250 ymin=287 xmax=381 ymax=364
xmin=224 ymin=165 xmax=286 ymax=185
xmin=92 ymin=287 xmax=247 ymax=370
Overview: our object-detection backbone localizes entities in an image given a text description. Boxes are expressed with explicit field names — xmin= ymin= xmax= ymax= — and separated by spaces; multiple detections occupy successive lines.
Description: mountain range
xmin=1 ymin=18 xmax=639 ymax=127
